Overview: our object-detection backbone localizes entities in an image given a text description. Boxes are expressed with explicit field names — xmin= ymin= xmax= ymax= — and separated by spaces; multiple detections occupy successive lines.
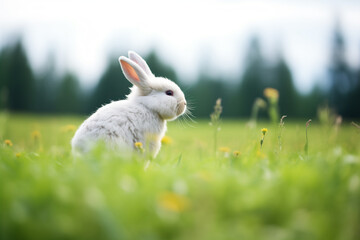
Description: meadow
xmin=0 ymin=111 xmax=359 ymax=240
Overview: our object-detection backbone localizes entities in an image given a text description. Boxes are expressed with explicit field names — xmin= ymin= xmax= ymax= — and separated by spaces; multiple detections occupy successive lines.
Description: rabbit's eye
xmin=165 ymin=90 xmax=174 ymax=96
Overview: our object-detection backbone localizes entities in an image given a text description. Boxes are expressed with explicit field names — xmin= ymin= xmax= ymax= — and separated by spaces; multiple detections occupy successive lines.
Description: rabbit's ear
xmin=119 ymin=56 xmax=150 ymax=90
xmin=128 ymin=51 xmax=154 ymax=77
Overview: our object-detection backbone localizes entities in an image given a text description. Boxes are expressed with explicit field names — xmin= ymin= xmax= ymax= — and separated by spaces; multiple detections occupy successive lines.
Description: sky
xmin=1 ymin=0 xmax=360 ymax=92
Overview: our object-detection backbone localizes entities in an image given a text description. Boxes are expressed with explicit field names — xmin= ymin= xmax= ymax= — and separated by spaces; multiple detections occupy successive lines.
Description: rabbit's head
xmin=119 ymin=51 xmax=187 ymax=121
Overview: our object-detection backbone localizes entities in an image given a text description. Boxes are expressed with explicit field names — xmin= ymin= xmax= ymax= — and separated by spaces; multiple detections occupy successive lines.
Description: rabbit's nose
xmin=184 ymin=101 xmax=187 ymax=106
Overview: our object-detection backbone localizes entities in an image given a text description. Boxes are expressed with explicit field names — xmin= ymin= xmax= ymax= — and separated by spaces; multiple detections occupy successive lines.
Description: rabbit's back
xmin=71 ymin=100 xmax=166 ymax=154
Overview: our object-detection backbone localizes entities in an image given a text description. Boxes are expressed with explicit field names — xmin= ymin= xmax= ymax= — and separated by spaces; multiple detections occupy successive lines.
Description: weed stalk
xmin=304 ymin=119 xmax=311 ymax=157
xmin=210 ymin=98 xmax=223 ymax=155
xmin=278 ymin=115 xmax=287 ymax=152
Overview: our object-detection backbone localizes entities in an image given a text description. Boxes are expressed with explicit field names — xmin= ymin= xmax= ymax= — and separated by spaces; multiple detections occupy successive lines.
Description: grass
xmin=0 ymin=112 xmax=360 ymax=240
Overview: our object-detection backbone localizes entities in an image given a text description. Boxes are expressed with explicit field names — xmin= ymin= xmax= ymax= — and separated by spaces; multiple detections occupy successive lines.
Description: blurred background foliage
xmin=0 ymin=23 xmax=359 ymax=119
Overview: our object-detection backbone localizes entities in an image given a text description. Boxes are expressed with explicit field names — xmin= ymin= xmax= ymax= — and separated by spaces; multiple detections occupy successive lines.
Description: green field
xmin=0 ymin=112 xmax=359 ymax=240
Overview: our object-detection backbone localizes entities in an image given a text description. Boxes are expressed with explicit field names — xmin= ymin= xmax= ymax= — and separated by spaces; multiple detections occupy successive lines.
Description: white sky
xmin=1 ymin=0 xmax=360 ymax=92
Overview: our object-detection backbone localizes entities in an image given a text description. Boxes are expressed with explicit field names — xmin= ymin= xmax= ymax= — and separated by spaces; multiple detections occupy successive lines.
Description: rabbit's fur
xmin=71 ymin=51 xmax=186 ymax=157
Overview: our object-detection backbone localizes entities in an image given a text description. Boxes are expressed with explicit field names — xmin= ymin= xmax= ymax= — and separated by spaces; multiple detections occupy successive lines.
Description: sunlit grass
xmin=0 ymin=112 xmax=359 ymax=240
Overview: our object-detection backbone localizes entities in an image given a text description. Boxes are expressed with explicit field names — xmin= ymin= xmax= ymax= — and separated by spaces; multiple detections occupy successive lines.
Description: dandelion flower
xmin=158 ymin=192 xmax=189 ymax=213
xmin=15 ymin=153 xmax=21 ymax=158
xmin=134 ymin=142 xmax=143 ymax=148
xmin=261 ymin=128 xmax=268 ymax=135
xmin=62 ymin=124 xmax=77 ymax=132
xmin=196 ymin=171 xmax=212 ymax=182
xmin=264 ymin=88 xmax=279 ymax=100
xmin=134 ymin=142 xmax=145 ymax=154
xmin=219 ymin=147 xmax=231 ymax=153
xmin=31 ymin=130 xmax=41 ymax=140
xmin=233 ymin=151 xmax=241 ymax=157
xmin=264 ymin=88 xmax=280 ymax=124
xmin=256 ymin=150 xmax=266 ymax=159
xmin=4 ymin=139 xmax=13 ymax=147
xmin=260 ymin=128 xmax=268 ymax=148
xmin=161 ymin=136 xmax=172 ymax=145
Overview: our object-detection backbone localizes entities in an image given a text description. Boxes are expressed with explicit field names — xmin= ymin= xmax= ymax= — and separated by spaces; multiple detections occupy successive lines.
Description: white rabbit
xmin=71 ymin=51 xmax=187 ymax=157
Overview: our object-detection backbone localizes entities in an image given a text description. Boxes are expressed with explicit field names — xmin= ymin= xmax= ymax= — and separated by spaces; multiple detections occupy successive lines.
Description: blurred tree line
xmin=0 ymin=24 xmax=359 ymax=119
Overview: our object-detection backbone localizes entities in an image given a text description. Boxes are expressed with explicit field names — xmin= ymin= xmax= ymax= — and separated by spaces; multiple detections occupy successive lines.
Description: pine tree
xmin=271 ymin=57 xmax=298 ymax=117
xmin=5 ymin=40 xmax=35 ymax=111
xmin=34 ymin=54 xmax=58 ymax=113
xmin=56 ymin=73 xmax=82 ymax=113
xmin=145 ymin=51 xmax=179 ymax=84
xmin=189 ymin=75 xmax=227 ymax=118
xmin=237 ymin=36 xmax=267 ymax=117
xmin=90 ymin=59 xmax=131 ymax=113
xmin=328 ymin=21 xmax=354 ymax=116
xmin=0 ymin=47 xmax=11 ymax=109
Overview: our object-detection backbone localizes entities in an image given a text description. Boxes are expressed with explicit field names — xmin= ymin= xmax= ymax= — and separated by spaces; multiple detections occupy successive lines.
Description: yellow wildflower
xmin=4 ymin=139 xmax=13 ymax=147
xmin=161 ymin=136 xmax=172 ymax=145
xmin=261 ymin=128 xmax=268 ymax=135
xmin=134 ymin=142 xmax=143 ymax=148
xmin=32 ymin=130 xmax=41 ymax=140
xmin=233 ymin=151 xmax=241 ymax=157
xmin=264 ymin=88 xmax=279 ymax=100
xmin=219 ymin=147 xmax=230 ymax=153
xmin=62 ymin=124 xmax=77 ymax=132
xmin=134 ymin=142 xmax=144 ymax=153
xmin=256 ymin=150 xmax=266 ymax=159
xmin=15 ymin=153 xmax=21 ymax=158
xmin=158 ymin=192 xmax=189 ymax=213
xmin=196 ymin=171 xmax=212 ymax=182
xmin=260 ymin=128 xmax=268 ymax=148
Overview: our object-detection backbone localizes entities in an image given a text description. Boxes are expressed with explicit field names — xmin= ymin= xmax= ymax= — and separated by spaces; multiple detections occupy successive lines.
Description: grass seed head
xmin=210 ymin=98 xmax=223 ymax=124
xmin=351 ymin=121 xmax=360 ymax=130
xmin=280 ymin=115 xmax=287 ymax=126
